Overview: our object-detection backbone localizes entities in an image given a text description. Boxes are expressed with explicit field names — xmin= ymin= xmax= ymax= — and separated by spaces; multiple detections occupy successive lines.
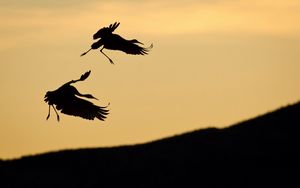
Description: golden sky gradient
xmin=1 ymin=0 xmax=300 ymax=159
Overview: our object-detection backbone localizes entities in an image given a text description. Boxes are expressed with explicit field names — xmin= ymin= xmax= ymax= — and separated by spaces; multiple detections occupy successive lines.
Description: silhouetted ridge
xmin=1 ymin=101 xmax=300 ymax=187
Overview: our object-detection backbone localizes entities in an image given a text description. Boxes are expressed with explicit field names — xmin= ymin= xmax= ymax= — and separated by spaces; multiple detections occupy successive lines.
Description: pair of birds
xmin=45 ymin=22 xmax=153 ymax=121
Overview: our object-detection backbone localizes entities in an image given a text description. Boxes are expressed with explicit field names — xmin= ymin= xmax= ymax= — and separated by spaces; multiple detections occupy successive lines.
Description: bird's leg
xmin=100 ymin=48 xmax=114 ymax=64
xmin=51 ymin=105 xmax=60 ymax=122
xmin=46 ymin=105 xmax=51 ymax=120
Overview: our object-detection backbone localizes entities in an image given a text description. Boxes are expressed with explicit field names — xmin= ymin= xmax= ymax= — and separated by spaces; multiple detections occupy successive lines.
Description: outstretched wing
xmin=60 ymin=96 xmax=109 ymax=121
xmin=108 ymin=35 xmax=153 ymax=55
xmin=93 ymin=22 xmax=120 ymax=40
xmin=108 ymin=22 xmax=120 ymax=33
xmin=120 ymin=41 xmax=153 ymax=55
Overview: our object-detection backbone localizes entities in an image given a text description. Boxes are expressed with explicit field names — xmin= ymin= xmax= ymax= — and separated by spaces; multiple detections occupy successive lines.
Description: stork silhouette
xmin=81 ymin=22 xmax=153 ymax=64
xmin=44 ymin=71 xmax=109 ymax=121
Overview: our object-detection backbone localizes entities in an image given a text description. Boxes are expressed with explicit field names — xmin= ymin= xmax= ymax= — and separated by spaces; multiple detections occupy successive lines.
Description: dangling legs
xmin=51 ymin=105 xmax=60 ymax=122
xmin=46 ymin=105 xmax=51 ymax=120
xmin=100 ymin=47 xmax=114 ymax=64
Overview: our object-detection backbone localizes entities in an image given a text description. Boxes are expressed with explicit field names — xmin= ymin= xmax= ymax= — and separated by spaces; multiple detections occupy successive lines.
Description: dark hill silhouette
xmin=1 ymin=101 xmax=300 ymax=187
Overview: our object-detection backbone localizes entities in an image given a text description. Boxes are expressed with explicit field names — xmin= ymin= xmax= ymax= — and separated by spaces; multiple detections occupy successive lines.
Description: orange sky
xmin=1 ymin=0 xmax=300 ymax=159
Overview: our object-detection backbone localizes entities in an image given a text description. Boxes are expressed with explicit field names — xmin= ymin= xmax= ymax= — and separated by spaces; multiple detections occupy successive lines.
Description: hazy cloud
xmin=0 ymin=0 xmax=299 ymax=50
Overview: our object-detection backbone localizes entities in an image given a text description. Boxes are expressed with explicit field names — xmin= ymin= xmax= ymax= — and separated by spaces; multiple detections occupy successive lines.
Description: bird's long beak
xmin=80 ymin=48 xmax=92 ymax=56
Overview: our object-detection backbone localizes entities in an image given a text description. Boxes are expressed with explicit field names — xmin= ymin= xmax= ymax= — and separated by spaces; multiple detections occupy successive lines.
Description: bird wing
xmin=109 ymin=35 xmax=153 ymax=55
xmin=93 ymin=22 xmax=120 ymax=39
xmin=60 ymin=96 xmax=109 ymax=121
xmin=108 ymin=22 xmax=120 ymax=33
xmin=121 ymin=42 xmax=152 ymax=55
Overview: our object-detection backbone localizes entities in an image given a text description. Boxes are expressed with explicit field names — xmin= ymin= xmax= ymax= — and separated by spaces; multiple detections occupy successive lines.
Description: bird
xmin=44 ymin=71 xmax=109 ymax=121
xmin=80 ymin=22 xmax=153 ymax=64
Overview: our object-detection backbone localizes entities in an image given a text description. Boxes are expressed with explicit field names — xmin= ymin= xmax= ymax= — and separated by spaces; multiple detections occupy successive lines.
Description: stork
xmin=81 ymin=22 xmax=153 ymax=64
xmin=44 ymin=71 xmax=109 ymax=121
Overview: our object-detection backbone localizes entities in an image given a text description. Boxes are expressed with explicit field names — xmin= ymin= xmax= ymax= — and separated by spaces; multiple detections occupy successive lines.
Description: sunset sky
xmin=1 ymin=0 xmax=300 ymax=159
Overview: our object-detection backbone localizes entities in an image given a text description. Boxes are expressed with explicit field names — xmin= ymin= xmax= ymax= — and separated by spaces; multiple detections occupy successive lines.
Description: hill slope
xmin=1 ymin=102 xmax=300 ymax=187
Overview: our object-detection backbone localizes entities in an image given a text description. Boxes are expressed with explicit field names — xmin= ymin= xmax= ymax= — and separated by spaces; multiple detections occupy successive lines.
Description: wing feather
xmin=60 ymin=96 xmax=109 ymax=121
xmin=121 ymin=42 xmax=153 ymax=55
xmin=107 ymin=35 xmax=153 ymax=55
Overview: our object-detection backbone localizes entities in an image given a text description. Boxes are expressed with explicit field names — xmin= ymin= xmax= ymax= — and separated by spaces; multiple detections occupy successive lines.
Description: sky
xmin=0 ymin=0 xmax=300 ymax=159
